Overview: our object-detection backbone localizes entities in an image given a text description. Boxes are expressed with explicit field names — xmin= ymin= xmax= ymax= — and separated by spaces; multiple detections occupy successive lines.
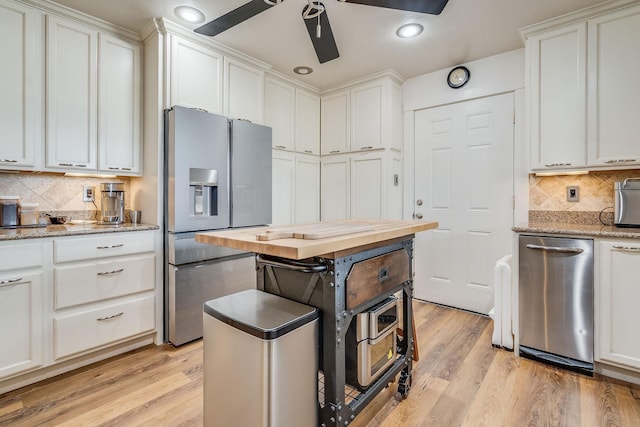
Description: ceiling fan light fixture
xmin=263 ymin=0 xmax=284 ymax=5
xmin=174 ymin=6 xmax=205 ymax=24
xmin=303 ymin=1 xmax=325 ymax=19
xmin=293 ymin=66 xmax=313 ymax=75
xmin=396 ymin=23 xmax=424 ymax=38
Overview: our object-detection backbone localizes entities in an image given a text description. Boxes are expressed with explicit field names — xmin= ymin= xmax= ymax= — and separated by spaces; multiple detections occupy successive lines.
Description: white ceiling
xmin=49 ymin=0 xmax=607 ymax=90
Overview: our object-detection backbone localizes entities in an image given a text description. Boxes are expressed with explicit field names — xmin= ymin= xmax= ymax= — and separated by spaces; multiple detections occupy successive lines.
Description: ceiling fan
xmin=194 ymin=0 xmax=450 ymax=64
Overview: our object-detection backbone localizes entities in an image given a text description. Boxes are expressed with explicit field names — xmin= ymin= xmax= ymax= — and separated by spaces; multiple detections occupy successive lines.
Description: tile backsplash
xmin=0 ymin=171 xmax=130 ymax=215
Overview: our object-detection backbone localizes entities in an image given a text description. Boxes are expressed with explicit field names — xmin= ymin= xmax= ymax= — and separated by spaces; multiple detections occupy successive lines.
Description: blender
xmin=99 ymin=183 xmax=125 ymax=224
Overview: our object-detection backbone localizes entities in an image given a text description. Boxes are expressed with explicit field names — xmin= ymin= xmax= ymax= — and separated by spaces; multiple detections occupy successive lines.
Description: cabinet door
xmin=527 ymin=23 xmax=587 ymax=170
xmin=294 ymin=89 xmax=320 ymax=155
xmin=351 ymin=81 xmax=384 ymax=151
xmin=0 ymin=271 xmax=43 ymax=379
xmin=46 ymin=15 xmax=98 ymax=171
xmin=351 ymin=151 xmax=384 ymax=219
xmin=321 ymin=154 xmax=350 ymax=220
xmin=98 ymin=34 xmax=141 ymax=175
xmin=295 ymin=155 xmax=320 ymax=223
xmin=272 ymin=150 xmax=295 ymax=225
xmin=264 ymin=77 xmax=295 ymax=151
xmin=224 ymin=58 xmax=263 ymax=123
xmin=170 ymin=35 xmax=222 ymax=114
xmin=0 ymin=0 xmax=41 ymax=169
xmin=587 ymin=5 xmax=640 ymax=167
xmin=321 ymin=91 xmax=349 ymax=155
xmin=597 ymin=241 xmax=640 ymax=371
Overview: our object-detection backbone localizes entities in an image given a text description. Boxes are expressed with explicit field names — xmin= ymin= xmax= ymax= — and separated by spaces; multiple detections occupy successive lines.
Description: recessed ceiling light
xmin=294 ymin=66 xmax=313 ymax=75
xmin=396 ymin=23 xmax=423 ymax=38
xmin=174 ymin=6 xmax=205 ymax=24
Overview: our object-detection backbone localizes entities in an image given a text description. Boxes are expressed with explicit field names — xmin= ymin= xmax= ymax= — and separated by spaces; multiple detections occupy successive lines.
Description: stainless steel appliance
xmin=346 ymin=295 xmax=399 ymax=389
xmin=614 ymin=178 xmax=640 ymax=227
xmin=518 ymin=235 xmax=594 ymax=374
xmin=99 ymin=183 xmax=125 ymax=224
xmin=164 ymin=106 xmax=272 ymax=346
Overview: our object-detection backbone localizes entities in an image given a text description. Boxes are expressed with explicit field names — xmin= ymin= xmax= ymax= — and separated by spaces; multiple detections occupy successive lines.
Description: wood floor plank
xmin=1 ymin=300 xmax=639 ymax=427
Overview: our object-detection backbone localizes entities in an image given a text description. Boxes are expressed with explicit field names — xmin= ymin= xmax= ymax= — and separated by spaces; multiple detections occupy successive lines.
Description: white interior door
xmin=413 ymin=93 xmax=514 ymax=314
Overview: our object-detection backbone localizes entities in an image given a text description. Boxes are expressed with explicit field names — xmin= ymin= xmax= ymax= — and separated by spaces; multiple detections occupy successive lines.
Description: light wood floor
xmin=1 ymin=301 xmax=639 ymax=426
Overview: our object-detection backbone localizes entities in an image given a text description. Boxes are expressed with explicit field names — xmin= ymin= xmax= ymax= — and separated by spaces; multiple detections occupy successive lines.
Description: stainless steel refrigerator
xmin=164 ymin=106 xmax=272 ymax=346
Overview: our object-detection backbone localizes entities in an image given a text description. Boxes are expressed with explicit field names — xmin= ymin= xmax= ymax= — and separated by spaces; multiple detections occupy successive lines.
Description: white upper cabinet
xmin=320 ymin=91 xmax=349 ymax=155
xmin=526 ymin=23 xmax=587 ymax=170
xmin=321 ymin=75 xmax=402 ymax=154
xmin=523 ymin=1 xmax=640 ymax=171
xmin=294 ymin=154 xmax=320 ymax=223
xmin=0 ymin=0 xmax=42 ymax=170
xmin=587 ymin=4 xmax=640 ymax=167
xmin=169 ymin=35 xmax=223 ymax=114
xmin=46 ymin=15 xmax=98 ymax=171
xmin=224 ymin=57 xmax=264 ymax=123
xmin=98 ymin=34 xmax=142 ymax=175
xmin=294 ymin=89 xmax=320 ymax=155
xmin=264 ymin=76 xmax=295 ymax=151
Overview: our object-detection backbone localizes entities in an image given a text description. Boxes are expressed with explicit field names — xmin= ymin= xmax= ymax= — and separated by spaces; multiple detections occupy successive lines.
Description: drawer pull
xmin=58 ymin=163 xmax=88 ymax=167
xmin=107 ymin=167 xmax=132 ymax=171
xmin=0 ymin=158 xmax=18 ymax=163
xmin=612 ymin=245 xmax=640 ymax=252
xmin=275 ymin=145 xmax=286 ymax=149
xmin=604 ymin=159 xmax=636 ymax=164
xmin=97 ymin=312 xmax=124 ymax=321
xmin=97 ymin=268 xmax=124 ymax=276
xmin=329 ymin=150 xmax=340 ymax=153
xmin=96 ymin=244 xmax=124 ymax=249
xmin=360 ymin=146 xmax=373 ymax=150
xmin=0 ymin=277 xmax=22 ymax=286
xmin=304 ymin=150 xmax=313 ymax=154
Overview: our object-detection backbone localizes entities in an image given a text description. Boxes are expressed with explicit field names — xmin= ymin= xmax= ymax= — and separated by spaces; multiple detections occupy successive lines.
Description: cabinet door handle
xmin=612 ymin=245 xmax=640 ymax=252
xmin=107 ymin=167 xmax=132 ymax=171
xmin=96 ymin=312 xmax=124 ymax=321
xmin=304 ymin=150 xmax=313 ymax=154
xmin=96 ymin=244 xmax=124 ymax=249
xmin=329 ymin=150 xmax=340 ymax=154
xmin=0 ymin=159 xmax=18 ymax=163
xmin=0 ymin=277 xmax=22 ymax=286
xmin=97 ymin=268 xmax=124 ymax=276
xmin=543 ymin=162 xmax=572 ymax=167
xmin=58 ymin=163 xmax=88 ymax=167
xmin=274 ymin=145 xmax=286 ymax=149
xmin=604 ymin=159 xmax=636 ymax=164
xmin=360 ymin=146 xmax=373 ymax=150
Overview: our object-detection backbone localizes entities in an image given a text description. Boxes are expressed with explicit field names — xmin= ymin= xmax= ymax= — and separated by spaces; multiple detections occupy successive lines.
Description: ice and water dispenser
xmin=189 ymin=168 xmax=219 ymax=217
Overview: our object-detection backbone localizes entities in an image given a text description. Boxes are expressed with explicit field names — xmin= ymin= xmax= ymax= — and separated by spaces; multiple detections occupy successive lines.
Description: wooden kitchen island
xmin=196 ymin=219 xmax=438 ymax=426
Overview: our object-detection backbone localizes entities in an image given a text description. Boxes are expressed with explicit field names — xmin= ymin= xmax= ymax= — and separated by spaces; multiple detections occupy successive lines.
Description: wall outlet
xmin=83 ymin=186 xmax=94 ymax=202
xmin=566 ymin=186 xmax=580 ymax=202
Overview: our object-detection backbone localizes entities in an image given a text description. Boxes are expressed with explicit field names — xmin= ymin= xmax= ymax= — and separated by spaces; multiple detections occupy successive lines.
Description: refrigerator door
xmin=229 ymin=119 xmax=272 ymax=227
xmin=166 ymin=106 xmax=230 ymax=233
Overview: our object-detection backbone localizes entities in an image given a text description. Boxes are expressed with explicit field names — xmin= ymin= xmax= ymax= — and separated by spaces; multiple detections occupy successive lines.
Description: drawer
xmin=0 ymin=242 xmax=44 ymax=270
xmin=54 ymin=254 xmax=155 ymax=309
xmin=345 ymin=249 xmax=410 ymax=310
xmin=54 ymin=231 xmax=154 ymax=263
xmin=53 ymin=294 xmax=155 ymax=360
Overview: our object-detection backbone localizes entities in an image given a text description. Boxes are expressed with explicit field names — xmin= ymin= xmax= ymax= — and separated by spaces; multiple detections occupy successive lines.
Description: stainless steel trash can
xmin=203 ymin=289 xmax=319 ymax=427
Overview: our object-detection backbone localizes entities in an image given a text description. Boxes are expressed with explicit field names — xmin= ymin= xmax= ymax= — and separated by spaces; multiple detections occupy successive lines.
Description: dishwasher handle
xmin=525 ymin=244 xmax=584 ymax=254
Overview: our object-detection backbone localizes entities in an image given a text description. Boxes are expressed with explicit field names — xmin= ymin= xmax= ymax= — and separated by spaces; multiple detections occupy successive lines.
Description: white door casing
xmin=413 ymin=93 xmax=514 ymax=314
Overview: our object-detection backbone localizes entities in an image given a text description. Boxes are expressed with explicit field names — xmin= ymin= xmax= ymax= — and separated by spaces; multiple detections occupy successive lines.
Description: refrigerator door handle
xmin=525 ymin=244 xmax=584 ymax=254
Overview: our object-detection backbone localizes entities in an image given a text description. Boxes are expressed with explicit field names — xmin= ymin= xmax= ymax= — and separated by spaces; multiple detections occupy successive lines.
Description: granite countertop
xmin=513 ymin=222 xmax=640 ymax=239
xmin=0 ymin=223 xmax=159 ymax=241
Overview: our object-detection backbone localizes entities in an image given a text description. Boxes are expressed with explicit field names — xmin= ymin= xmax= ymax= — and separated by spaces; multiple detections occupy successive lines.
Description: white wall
xmin=401 ymin=48 xmax=529 ymax=225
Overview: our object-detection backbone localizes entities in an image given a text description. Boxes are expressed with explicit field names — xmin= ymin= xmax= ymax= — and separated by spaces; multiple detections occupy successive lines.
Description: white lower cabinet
xmin=52 ymin=231 xmax=156 ymax=360
xmin=272 ymin=150 xmax=319 ymax=225
xmin=0 ymin=242 xmax=45 ymax=380
xmin=596 ymin=240 xmax=640 ymax=371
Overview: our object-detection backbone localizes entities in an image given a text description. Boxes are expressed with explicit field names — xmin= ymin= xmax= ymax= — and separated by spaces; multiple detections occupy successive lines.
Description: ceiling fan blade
xmin=344 ymin=0 xmax=449 ymax=15
xmin=195 ymin=0 xmax=275 ymax=36
xmin=302 ymin=2 xmax=339 ymax=64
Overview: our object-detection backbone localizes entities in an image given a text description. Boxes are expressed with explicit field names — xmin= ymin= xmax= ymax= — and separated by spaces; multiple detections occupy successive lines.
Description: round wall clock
xmin=447 ymin=66 xmax=470 ymax=89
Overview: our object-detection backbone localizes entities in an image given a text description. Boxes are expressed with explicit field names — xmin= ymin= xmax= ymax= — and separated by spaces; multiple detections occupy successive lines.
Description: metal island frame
xmin=195 ymin=220 xmax=438 ymax=426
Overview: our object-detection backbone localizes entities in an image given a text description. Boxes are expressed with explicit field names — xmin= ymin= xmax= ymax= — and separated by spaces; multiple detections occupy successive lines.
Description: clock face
xmin=447 ymin=66 xmax=470 ymax=88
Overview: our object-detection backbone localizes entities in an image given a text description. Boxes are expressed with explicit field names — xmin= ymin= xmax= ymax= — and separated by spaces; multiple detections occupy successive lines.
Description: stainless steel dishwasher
xmin=518 ymin=235 xmax=594 ymax=374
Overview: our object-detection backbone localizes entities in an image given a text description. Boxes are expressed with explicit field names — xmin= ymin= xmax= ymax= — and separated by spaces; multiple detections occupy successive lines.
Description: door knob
xmin=416 ymin=199 xmax=423 ymax=206
xmin=414 ymin=213 xmax=423 ymax=219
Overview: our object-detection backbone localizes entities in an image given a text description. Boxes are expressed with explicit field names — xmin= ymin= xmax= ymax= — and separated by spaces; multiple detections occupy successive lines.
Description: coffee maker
xmin=100 ymin=183 xmax=125 ymax=224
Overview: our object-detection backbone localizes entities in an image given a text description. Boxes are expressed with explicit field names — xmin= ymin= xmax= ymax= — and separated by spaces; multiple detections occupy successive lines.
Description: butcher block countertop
xmin=195 ymin=219 xmax=438 ymax=260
